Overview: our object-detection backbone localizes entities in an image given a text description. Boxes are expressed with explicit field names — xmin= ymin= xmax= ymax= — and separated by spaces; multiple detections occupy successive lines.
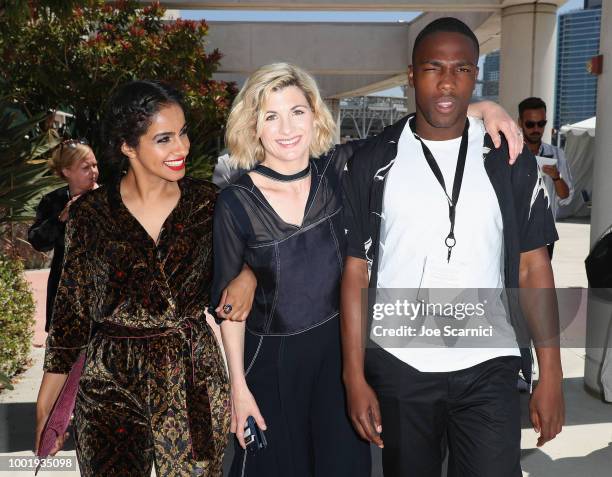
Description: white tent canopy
xmin=556 ymin=116 xmax=596 ymax=219
xmin=560 ymin=116 xmax=596 ymax=137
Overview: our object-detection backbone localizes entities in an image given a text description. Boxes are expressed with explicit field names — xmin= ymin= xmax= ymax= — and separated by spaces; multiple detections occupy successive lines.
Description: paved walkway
xmin=1 ymin=221 xmax=610 ymax=476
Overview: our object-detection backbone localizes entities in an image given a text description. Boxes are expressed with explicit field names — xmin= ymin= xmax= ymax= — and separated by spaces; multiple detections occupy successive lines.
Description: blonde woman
xmin=211 ymin=63 xmax=522 ymax=476
xmin=28 ymin=139 xmax=99 ymax=331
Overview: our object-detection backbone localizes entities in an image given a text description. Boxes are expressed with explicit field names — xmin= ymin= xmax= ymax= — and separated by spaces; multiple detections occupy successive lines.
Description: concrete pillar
xmin=404 ymin=85 xmax=416 ymax=116
xmin=499 ymin=2 xmax=557 ymax=143
xmin=585 ymin=0 xmax=612 ymax=402
xmin=326 ymin=98 xmax=341 ymax=145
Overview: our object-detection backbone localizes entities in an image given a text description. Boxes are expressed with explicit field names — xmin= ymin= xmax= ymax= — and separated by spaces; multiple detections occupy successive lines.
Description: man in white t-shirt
xmin=341 ymin=17 xmax=564 ymax=477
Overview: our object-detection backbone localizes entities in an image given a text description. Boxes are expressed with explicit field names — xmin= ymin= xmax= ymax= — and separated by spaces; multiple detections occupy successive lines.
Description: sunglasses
xmin=524 ymin=120 xmax=547 ymax=129
xmin=57 ymin=138 xmax=89 ymax=154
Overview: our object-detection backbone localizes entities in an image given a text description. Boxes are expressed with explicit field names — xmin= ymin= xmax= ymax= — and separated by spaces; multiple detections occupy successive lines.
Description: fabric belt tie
xmin=98 ymin=320 xmax=218 ymax=461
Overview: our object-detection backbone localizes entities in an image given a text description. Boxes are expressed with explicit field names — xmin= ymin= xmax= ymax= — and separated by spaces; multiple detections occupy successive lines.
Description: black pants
xmin=365 ymin=348 xmax=522 ymax=477
xmin=229 ymin=317 xmax=370 ymax=477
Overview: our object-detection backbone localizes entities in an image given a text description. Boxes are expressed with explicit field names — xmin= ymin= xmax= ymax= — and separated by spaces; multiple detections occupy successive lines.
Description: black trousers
xmin=229 ymin=317 xmax=371 ymax=477
xmin=365 ymin=348 xmax=522 ymax=477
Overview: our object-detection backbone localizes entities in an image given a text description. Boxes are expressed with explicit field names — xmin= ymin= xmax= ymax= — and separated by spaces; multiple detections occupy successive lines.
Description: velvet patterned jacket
xmin=44 ymin=176 xmax=219 ymax=373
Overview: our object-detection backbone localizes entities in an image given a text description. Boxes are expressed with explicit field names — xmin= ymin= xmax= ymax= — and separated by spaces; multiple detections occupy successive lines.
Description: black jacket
xmin=342 ymin=114 xmax=558 ymax=380
xmin=28 ymin=186 xmax=70 ymax=331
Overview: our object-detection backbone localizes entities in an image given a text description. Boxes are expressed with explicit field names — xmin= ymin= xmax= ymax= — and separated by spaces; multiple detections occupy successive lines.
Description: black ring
xmin=445 ymin=236 xmax=456 ymax=248
xmin=223 ymin=304 xmax=233 ymax=314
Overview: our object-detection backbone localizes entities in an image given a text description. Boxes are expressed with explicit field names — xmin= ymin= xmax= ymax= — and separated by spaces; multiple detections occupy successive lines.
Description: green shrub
xmin=0 ymin=1 xmax=236 ymax=182
xmin=0 ymin=253 xmax=35 ymax=380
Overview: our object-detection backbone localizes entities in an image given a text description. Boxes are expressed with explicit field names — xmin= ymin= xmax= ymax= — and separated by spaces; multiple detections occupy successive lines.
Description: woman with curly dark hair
xmin=35 ymin=80 xmax=255 ymax=476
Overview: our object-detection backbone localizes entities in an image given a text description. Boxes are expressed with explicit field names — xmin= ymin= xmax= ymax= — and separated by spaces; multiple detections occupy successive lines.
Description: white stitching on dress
xmin=248 ymin=208 xmax=342 ymax=248
xmin=240 ymin=448 xmax=247 ymax=477
xmin=247 ymin=312 xmax=339 ymax=337
xmin=328 ymin=217 xmax=344 ymax=267
xmin=245 ymin=334 xmax=263 ymax=376
xmin=263 ymin=243 xmax=281 ymax=333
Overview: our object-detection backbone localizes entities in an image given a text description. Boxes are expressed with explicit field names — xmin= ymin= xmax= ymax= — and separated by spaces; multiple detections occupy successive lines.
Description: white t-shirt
xmin=373 ymin=117 xmax=520 ymax=372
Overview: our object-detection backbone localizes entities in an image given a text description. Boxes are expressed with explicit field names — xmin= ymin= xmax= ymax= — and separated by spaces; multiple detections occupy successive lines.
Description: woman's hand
xmin=34 ymin=411 xmax=68 ymax=456
xmin=230 ymin=383 xmax=267 ymax=450
xmin=35 ymin=372 xmax=69 ymax=455
xmin=468 ymin=100 xmax=524 ymax=164
xmin=216 ymin=265 xmax=257 ymax=322
xmin=58 ymin=195 xmax=81 ymax=223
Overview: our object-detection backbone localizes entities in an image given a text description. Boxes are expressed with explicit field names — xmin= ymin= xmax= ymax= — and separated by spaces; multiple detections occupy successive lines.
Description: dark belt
xmin=97 ymin=320 xmax=223 ymax=461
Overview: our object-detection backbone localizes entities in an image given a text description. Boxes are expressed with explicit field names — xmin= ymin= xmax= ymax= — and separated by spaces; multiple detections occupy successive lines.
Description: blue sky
xmin=559 ymin=0 xmax=586 ymax=14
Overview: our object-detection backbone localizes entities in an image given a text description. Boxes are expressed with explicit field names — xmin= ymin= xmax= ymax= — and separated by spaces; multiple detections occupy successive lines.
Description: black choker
xmin=253 ymin=163 xmax=311 ymax=182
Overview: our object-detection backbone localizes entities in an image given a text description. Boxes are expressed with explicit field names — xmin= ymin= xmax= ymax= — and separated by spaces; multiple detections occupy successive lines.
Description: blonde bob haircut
xmin=225 ymin=63 xmax=337 ymax=170
xmin=48 ymin=142 xmax=93 ymax=179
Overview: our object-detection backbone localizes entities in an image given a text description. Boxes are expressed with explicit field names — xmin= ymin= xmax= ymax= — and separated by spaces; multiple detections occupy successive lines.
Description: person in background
xmin=518 ymin=97 xmax=574 ymax=259
xmin=28 ymin=139 xmax=99 ymax=331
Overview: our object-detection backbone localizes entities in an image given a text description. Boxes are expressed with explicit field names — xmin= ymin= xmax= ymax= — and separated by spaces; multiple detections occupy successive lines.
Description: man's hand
xmin=529 ymin=375 xmax=564 ymax=447
xmin=541 ymin=165 xmax=570 ymax=198
xmin=541 ymin=165 xmax=560 ymax=179
xmin=345 ymin=375 xmax=384 ymax=448
xmin=341 ymin=256 xmax=381 ymax=446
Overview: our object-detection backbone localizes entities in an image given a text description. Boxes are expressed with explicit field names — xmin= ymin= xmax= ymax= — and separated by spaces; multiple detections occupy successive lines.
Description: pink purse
xmin=35 ymin=353 xmax=85 ymax=474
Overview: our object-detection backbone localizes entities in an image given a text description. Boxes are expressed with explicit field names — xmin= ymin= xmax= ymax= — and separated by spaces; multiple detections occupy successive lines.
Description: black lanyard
xmin=409 ymin=118 xmax=470 ymax=263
